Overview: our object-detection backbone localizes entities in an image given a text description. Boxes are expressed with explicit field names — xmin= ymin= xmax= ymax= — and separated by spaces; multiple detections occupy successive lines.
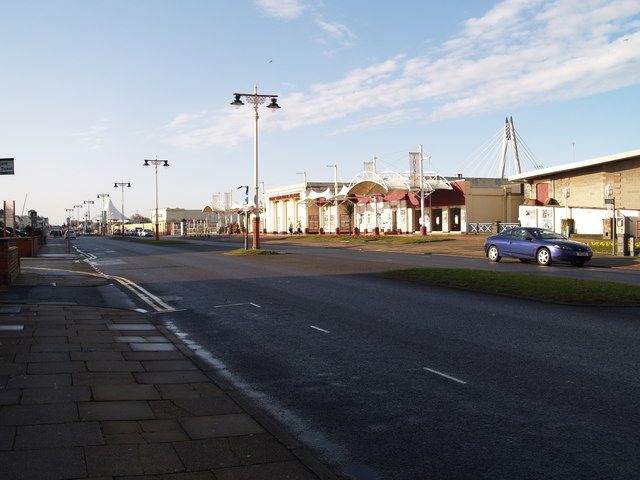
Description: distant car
xmin=484 ymin=227 xmax=592 ymax=266
xmin=139 ymin=229 xmax=154 ymax=237
xmin=65 ymin=230 xmax=77 ymax=240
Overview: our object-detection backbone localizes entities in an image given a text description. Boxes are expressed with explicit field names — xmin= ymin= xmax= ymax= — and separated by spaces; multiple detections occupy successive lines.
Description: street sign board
xmin=604 ymin=198 xmax=615 ymax=205
xmin=0 ymin=158 xmax=14 ymax=175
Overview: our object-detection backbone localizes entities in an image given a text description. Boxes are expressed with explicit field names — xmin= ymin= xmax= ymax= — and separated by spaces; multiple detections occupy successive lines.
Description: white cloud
xmin=72 ymin=118 xmax=109 ymax=150
xmin=253 ymin=0 xmax=305 ymax=19
xmin=167 ymin=0 xmax=640 ymax=148
xmin=316 ymin=18 xmax=356 ymax=40
xmin=166 ymin=111 xmax=208 ymax=128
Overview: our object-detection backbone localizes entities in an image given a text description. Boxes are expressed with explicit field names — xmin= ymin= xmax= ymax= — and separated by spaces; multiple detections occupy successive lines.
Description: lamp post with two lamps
xmin=143 ymin=157 xmax=169 ymax=240
xmin=97 ymin=194 xmax=110 ymax=235
xmin=326 ymin=164 xmax=339 ymax=234
xmin=230 ymin=85 xmax=281 ymax=249
xmin=238 ymin=185 xmax=249 ymax=250
xmin=113 ymin=182 xmax=131 ymax=237
xmin=73 ymin=205 xmax=83 ymax=231
xmin=83 ymin=200 xmax=94 ymax=234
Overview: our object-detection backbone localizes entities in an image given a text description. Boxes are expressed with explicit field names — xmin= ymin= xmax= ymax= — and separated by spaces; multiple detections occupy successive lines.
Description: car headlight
xmin=553 ymin=244 xmax=571 ymax=250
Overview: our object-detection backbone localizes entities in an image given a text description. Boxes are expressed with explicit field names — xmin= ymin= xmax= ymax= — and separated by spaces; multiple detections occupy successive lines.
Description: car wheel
xmin=570 ymin=258 xmax=586 ymax=267
xmin=487 ymin=245 xmax=501 ymax=262
xmin=536 ymin=248 xmax=552 ymax=266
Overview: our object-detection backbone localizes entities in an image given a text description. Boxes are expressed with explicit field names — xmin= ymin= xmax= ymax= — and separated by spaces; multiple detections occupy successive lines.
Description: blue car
xmin=484 ymin=227 xmax=592 ymax=266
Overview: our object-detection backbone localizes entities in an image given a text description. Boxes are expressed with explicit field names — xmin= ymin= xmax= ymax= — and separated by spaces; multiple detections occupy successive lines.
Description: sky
xmin=1 ymin=0 xmax=639 ymax=225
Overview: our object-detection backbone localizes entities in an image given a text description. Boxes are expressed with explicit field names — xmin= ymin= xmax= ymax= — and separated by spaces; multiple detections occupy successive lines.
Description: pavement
xmin=1 ymin=234 xmax=638 ymax=480
xmin=0 ymin=238 xmax=338 ymax=480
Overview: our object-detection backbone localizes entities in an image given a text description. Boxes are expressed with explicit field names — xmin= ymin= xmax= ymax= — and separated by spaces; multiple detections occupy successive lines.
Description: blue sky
xmin=2 ymin=0 xmax=639 ymax=225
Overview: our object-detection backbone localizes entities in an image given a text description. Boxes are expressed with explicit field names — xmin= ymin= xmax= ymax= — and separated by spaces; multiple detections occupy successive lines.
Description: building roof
xmin=508 ymin=149 xmax=640 ymax=182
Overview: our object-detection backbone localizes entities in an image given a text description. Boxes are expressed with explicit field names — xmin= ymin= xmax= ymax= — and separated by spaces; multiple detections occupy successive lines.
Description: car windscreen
xmin=533 ymin=230 xmax=564 ymax=240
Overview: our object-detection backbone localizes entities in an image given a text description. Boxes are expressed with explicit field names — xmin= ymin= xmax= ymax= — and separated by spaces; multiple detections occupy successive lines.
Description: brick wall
xmin=0 ymin=241 xmax=20 ymax=284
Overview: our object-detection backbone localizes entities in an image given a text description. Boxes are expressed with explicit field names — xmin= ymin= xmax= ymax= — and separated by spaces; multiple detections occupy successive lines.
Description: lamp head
xmin=163 ymin=160 xmax=169 ymax=167
xmin=144 ymin=160 xmax=150 ymax=167
xmin=230 ymin=94 xmax=244 ymax=108
xmin=266 ymin=97 xmax=280 ymax=110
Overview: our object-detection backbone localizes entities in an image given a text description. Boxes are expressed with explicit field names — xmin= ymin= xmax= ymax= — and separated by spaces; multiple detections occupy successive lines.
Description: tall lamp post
xmin=238 ymin=185 xmax=249 ymax=250
xmin=230 ymin=85 xmax=281 ymax=249
xmin=143 ymin=157 xmax=169 ymax=240
xmin=97 ymin=193 xmax=110 ymax=235
xmin=113 ymin=182 xmax=131 ymax=237
xmin=73 ymin=205 xmax=83 ymax=231
xmin=83 ymin=200 xmax=94 ymax=234
xmin=326 ymin=164 xmax=338 ymax=234
xmin=65 ymin=208 xmax=74 ymax=230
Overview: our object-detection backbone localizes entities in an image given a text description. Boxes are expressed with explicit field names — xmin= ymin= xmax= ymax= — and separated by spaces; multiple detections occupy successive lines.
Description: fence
xmin=468 ymin=222 xmax=520 ymax=234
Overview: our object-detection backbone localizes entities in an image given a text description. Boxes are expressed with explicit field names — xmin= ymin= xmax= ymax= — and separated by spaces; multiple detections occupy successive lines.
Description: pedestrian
xmin=289 ymin=223 xmax=293 ymax=234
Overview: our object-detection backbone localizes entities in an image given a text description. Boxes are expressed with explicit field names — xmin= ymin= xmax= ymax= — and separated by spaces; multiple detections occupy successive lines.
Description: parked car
xmin=484 ymin=227 xmax=592 ymax=266
xmin=65 ymin=230 xmax=77 ymax=240
xmin=138 ymin=229 xmax=154 ymax=237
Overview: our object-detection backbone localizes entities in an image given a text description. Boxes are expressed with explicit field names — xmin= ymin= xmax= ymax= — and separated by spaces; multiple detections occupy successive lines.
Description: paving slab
xmin=135 ymin=370 xmax=211 ymax=384
xmin=85 ymin=443 xmax=184 ymax=477
xmin=0 ymin=402 xmax=78 ymax=425
xmin=92 ymin=383 xmax=160 ymax=401
xmin=20 ymin=385 xmax=91 ymax=404
xmin=179 ymin=414 xmax=264 ymax=439
xmin=14 ymin=421 xmax=103 ymax=449
xmin=78 ymin=400 xmax=155 ymax=421
xmin=0 ymin=446 xmax=86 ymax=480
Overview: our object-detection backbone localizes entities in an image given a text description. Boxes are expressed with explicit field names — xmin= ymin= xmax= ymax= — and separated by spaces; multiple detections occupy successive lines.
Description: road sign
xmin=604 ymin=198 xmax=615 ymax=205
xmin=0 ymin=158 xmax=14 ymax=175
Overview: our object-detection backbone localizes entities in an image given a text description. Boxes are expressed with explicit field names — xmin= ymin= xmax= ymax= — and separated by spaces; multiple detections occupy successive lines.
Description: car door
xmin=508 ymin=228 xmax=536 ymax=259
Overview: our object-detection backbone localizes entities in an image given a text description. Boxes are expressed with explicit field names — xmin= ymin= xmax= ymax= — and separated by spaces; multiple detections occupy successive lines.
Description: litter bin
xmin=617 ymin=233 xmax=631 ymax=256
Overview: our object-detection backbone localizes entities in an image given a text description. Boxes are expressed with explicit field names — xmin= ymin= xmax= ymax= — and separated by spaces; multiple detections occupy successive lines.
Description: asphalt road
xmin=76 ymin=237 xmax=640 ymax=480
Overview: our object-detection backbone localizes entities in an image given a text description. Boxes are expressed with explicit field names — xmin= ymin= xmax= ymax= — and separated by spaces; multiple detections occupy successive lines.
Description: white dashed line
xmin=424 ymin=367 xmax=467 ymax=385
xmin=310 ymin=325 xmax=330 ymax=334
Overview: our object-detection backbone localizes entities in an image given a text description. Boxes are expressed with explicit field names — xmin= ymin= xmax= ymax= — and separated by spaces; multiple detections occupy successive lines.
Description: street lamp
xmin=238 ymin=185 xmax=249 ymax=250
xmin=83 ymin=200 xmax=94 ymax=234
xmin=65 ymin=208 xmax=74 ymax=229
xmin=143 ymin=157 xmax=169 ymax=240
xmin=113 ymin=182 xmax=131 ymax=237
xmin=97 ymin=193 xmax=110 ymax=235
xmin=73 ymin=205 xmax=83 ymax=231
xmin=230 ymin=85 xmax=281 ymax=249
xmin=326 ymin=164 xmax=338 ymax=234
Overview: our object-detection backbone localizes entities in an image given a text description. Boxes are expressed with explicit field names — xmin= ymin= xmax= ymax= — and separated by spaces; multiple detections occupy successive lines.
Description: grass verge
xmin=291 ymin=234 xmax=452 ymax=244
xmin=380 ymin=267 xmax=640 ymax=306
xmin=225 ymin=248 xmax=279 ymax=255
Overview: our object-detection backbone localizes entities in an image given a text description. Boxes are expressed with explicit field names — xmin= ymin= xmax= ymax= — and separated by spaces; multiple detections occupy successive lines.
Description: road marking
xmin=21 ymin=265 xmax=176 ymax=313
xmin=214 ymin=302 xmax=262 ymax=309
xmin=107 ymin=274 xmax=176 ymax=313
xmin=310 ymin=325 xmax=330 ymax=334
xmin=424 ymin=367 xmax=467 ymax=385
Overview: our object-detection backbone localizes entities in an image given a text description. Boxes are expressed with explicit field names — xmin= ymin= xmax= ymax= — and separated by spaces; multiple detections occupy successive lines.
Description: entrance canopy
xmin=346 ymin=170 xmax=452 ymax=197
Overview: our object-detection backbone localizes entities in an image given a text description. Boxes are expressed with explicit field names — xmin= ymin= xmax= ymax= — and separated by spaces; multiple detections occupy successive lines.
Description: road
xmin=75 ymin=237 xmax=640 ymax=479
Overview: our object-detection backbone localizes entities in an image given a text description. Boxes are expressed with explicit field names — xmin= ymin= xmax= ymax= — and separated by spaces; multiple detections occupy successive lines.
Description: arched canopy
xmin=346 ymin=170 xmax=452 ymax=198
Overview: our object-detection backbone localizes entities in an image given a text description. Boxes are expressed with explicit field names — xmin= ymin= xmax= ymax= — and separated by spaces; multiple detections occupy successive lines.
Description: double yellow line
xmin=21 ymin=266 xmax=174 ymax=313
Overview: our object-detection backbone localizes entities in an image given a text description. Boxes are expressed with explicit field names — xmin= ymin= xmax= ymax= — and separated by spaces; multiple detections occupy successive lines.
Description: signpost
xmin=0 ymin=158 xmax=15 ymax=175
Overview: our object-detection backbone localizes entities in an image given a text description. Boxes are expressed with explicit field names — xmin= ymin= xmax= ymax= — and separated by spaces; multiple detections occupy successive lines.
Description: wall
xmin=0 ymin=241 xmax=20 ymax=284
